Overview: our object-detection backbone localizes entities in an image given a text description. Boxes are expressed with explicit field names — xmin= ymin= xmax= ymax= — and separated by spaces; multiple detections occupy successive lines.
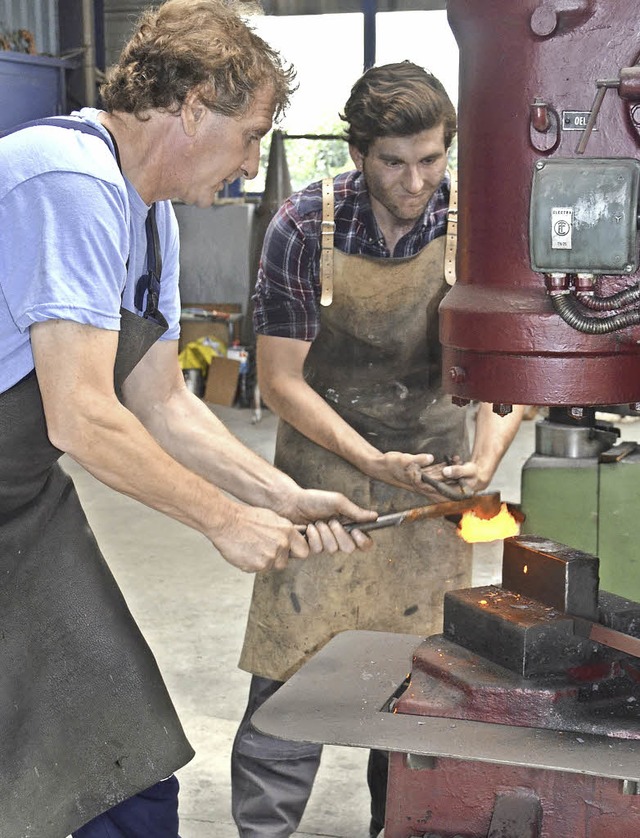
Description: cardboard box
xmin=203 ymin=356 xmax=241 ymax=406
xmin=179 ymin=303 xmax=242 ymax=352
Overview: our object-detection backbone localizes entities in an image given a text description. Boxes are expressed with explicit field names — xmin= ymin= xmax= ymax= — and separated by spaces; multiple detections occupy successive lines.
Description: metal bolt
xmin=535 ymin=160 xmax=545 ymax=169
xmin=449 ymin=365 xmax=466 ymax=384
xmin=569 ymin=406 xmax=584 ymax=420
xmin=630 ymin=403 xmax=640 ymax=413
xmin=493 ymin=403 xmax=513 ymax=416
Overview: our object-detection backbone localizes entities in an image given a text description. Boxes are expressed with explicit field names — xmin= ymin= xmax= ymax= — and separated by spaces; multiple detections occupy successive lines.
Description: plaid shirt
xmin=253 ymin=169 xmax=451 ymax=341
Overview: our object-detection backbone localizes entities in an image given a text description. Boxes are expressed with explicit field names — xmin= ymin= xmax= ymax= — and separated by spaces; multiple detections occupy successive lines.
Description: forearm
xmin=470 ymin=402 xmax=524 ymax=487
xmin=53 ymin=388 xmax=240 ymax=538
xmin=256 ymin=334 xmax=435 ymax=496
xmin=261 ymin=374 xmax=384 ymax=476
xmin=133 ymin=385 xmax=302 ymax=513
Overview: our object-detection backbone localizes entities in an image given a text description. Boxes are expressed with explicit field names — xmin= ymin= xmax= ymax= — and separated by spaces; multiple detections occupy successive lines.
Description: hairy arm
xmin=31 ymin=320 xmax=374 ymax=570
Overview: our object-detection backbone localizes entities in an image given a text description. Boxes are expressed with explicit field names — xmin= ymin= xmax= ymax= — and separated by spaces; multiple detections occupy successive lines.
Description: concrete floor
xmin=62 ymin=404 xmax=640 ymax=837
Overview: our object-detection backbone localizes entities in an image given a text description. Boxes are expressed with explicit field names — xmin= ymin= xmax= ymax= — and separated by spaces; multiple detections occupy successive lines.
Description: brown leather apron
xmin=0 ymin=311 xmax=194 ymax=838
xmin=239 ymin=235 xmax=472 ymax=682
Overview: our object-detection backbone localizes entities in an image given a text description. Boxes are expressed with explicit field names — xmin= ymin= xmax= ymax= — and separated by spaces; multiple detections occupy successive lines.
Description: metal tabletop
xmin=252 ymin=630 xmax=640 ymax=781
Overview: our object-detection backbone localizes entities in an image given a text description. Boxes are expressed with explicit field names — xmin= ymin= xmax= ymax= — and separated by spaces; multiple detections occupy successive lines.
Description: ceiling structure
xmin=103 ymin=0 xmax=449 ymax=77
xmin=260 ymin=1 xmax=446 ymax=11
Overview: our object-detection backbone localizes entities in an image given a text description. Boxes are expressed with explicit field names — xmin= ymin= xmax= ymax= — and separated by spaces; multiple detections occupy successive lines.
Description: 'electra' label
xmin=552 ymin=207 xmax=573 ymax=249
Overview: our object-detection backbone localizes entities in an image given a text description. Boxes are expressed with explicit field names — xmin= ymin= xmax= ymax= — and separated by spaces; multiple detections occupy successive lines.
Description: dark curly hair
xmin=341 ymin=61 xmax=457 ymax=155
xmin=101 ymin=0 xmax=296 ymax=121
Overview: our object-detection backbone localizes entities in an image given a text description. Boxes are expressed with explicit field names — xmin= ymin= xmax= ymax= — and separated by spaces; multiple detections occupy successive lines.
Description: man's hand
xmin=440 ymin=403 xmax=525 ymax=495
xmin=364 ymin=451 xmax=436 ymax=494
xmin=207 ymin=504 xmax=312 ymax=573
xmin=209 ymin=493 xmax=377 ymax=572
xmin=275 ymin=488 xmax=377 ymax=556
xmin=439 ymin=457 xmax=486 ymax=495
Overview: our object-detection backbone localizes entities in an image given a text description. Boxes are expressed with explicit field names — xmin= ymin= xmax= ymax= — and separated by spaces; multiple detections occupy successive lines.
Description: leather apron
xmin=239 ymin=235 xmax=472 ymax=682
xmin=0 ymin=311 xmax=194 ymax=838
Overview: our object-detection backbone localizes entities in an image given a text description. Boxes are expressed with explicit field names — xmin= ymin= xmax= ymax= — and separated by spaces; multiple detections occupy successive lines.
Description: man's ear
xmin=349 ymin=144 xmax=365 ymax=172
xmin=181 ymin=89 xmax=207 ymax=137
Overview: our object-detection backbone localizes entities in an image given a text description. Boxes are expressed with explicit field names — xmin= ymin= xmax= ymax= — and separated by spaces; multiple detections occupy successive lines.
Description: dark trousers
xmin=231 ymin=675 xmax=387 ymax=838
xmin=72 ymin=776 xmax=180 ymax=838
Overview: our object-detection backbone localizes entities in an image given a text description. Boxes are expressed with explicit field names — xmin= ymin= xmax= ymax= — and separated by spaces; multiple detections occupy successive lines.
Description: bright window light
xmin=246 ymin=11 xmax=459 ymax=193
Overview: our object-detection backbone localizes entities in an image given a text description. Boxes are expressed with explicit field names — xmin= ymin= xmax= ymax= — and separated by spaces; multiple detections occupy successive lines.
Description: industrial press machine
xmin=440 ymin=0 xmax=640 ymax=600
xmin=253 ymin=1 xmax=640 ymax=836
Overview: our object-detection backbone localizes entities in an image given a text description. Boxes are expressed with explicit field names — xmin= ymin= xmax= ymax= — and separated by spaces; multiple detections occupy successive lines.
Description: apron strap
xmin=134 ymin=204 xmax=167 ymax=326
xmin=320 ymin=177 xmax=335 ymax=306
xmin=444 ymin=167 xmax=458 ymax=286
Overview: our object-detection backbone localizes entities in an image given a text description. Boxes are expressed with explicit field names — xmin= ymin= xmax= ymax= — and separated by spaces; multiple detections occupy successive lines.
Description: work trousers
xmin=72 ymin=776 xmax=180 ymax=838
xmin=231 ymin=675 xmax=387 ymax=838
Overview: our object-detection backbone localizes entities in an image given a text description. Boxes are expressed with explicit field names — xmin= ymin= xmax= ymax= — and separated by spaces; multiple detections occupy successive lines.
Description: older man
xmin=0 ymin=2 xmax=375 ymax=836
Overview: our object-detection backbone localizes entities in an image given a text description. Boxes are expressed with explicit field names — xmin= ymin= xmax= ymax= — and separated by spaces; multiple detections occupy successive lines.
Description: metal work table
xmin=252 ymin=629 xmax=640 ymax=782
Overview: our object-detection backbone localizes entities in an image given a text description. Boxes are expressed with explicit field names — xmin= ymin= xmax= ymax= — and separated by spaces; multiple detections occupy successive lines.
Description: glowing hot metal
xmin=458 ymin=503 xmax=521 ymax=544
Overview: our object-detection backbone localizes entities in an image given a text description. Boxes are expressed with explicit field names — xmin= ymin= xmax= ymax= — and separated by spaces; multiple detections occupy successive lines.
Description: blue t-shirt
xmin=0 ymin=107 xmax=181 ymax=394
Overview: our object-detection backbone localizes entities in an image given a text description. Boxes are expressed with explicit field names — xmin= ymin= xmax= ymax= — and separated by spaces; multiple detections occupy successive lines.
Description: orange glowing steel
xmin=457 ymin=502 xmax=520 ymax=543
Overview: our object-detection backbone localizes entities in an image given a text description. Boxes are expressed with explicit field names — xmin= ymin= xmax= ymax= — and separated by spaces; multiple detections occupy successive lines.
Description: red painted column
xmin=440 ymin=0 xmax=640 ymax=406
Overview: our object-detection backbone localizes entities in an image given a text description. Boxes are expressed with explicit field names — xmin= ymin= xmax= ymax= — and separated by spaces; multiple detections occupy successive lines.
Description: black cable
xmin=551 ymin=292 xmax=640 ymax=333
xmin=575 ymin=283 xmax=640 ymax=311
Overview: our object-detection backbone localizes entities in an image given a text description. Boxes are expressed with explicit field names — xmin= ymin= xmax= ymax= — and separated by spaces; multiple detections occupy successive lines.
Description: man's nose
xmin=242 ymin=145 xmax=261 ymax=181
xmin=404 ymin=167 xmax=424 ymax=193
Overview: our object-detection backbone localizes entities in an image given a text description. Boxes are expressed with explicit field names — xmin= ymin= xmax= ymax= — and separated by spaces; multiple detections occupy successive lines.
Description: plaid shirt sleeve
xmin=252 ymin=193 xmax=322 ymax=342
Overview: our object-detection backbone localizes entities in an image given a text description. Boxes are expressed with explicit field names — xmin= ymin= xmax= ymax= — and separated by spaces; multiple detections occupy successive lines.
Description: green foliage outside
xmin=251 ymin=120 xmax=459 ymax=197
xmin=251 ymin=116 xmax=351 ymax=196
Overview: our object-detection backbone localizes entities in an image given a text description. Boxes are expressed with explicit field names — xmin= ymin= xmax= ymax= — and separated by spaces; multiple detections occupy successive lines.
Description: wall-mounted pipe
xmin=362 ymin=0 xmax=377 ymax=70
xmin=81 ymin=0 xmax=97 ymax=106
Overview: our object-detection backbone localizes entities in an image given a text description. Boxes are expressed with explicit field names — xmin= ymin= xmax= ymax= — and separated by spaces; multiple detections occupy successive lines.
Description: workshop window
xmin=247 ymin=10 xmax=459 ymax=195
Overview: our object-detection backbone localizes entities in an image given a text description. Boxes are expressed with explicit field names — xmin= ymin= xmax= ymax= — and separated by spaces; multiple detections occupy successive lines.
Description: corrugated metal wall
xmin=0 ymin=0 xmax=58 ymax=56
xmin=103 ymin=1 xmax=144 ymax=68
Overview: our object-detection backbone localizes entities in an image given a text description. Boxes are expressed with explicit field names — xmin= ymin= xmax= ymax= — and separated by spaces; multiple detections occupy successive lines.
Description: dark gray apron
xmin=0 ymin=309 xmax=194 ymax=838
xmin=239 ymin=236 xmax=472 ymax=682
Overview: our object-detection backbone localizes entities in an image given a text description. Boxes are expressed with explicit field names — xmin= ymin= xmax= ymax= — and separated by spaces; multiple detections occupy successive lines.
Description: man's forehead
xmin=370 ymin=126 xmax=445 ymax=156
xmin=244 ymin=84 xmax=277 ymax=120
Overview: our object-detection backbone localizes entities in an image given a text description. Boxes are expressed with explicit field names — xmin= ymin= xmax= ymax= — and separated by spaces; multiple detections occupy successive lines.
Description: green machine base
xmin=521 ymin=420 xmax=640 ymax=601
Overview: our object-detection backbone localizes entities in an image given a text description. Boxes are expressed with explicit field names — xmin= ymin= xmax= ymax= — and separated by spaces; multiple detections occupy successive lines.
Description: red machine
xmin=252 ymin=537 xmax=640 ymax=838
xmin=440 ymin=0 xmax=640 ymax=408
xmin=385 ymin=536 xmax=640 ymax=837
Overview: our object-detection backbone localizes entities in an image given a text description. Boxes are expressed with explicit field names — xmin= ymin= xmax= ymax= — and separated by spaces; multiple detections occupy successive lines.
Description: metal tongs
xmin=342 ymin=491 xmax=502 ymax=534
xmin=420 ymin=472 xmax=474 ymax=501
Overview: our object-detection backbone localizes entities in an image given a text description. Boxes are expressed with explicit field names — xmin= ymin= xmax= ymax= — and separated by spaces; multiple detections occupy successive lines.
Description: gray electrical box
xmin=529 ymin=158 xmax=640 ymax=274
